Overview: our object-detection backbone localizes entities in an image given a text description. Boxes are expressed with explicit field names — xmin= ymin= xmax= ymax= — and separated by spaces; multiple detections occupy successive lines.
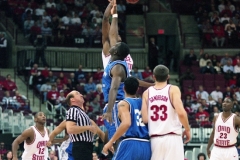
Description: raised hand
xmin=111 ymin=0 xmax=117 ymax=15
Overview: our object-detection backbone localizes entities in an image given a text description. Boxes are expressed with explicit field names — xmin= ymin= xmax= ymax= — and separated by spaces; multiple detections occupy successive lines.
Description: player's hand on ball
xmin=182 ymin=129 xmax=191 ymax=144
xmin=103 ymin=111 xmax=113 ymax=123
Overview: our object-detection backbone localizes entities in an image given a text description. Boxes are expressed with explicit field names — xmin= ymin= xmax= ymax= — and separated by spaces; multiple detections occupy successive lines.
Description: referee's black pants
xmin=72 ymin=141 xmax=93 ymax=160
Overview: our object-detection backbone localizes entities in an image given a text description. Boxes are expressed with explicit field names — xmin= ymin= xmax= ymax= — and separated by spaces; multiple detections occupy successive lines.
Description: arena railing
xmin=190 ymin=127 xmax=212 ymax=144
xmin=16 ymin=48 xmax=147 ymax=69
xmin=0 ymin=11 xmax=16 ymax=41
xmin=177 ymin=13 xmax=183 ymax=43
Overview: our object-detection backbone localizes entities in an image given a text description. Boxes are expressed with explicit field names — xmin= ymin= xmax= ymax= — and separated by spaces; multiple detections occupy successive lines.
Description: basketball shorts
xmin=210 ymin=145 xmax=238 ymax=160
xmin=113 ymin=138 xmax=151 ymax=160
xmin=66 ymin=142 xmax=73 ymax=160
xmin=103 ymin=102 xmax=120 ymax=140
xmin=150 ymin=134 xmax=184 ymax=160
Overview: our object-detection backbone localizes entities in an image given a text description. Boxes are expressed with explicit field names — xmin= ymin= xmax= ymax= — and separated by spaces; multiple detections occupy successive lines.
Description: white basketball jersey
xmin=22 ymin=126 xmax=49 ymax=160
xmin=102 ymin=51 xmax=133 ymax=71
xmin=214 ymin=113 xmax=238 ymax=146
xmin=59 ymin=138 xmax=71 ymax=160
xmin=147 ymin=85 xmax=182 ymax=136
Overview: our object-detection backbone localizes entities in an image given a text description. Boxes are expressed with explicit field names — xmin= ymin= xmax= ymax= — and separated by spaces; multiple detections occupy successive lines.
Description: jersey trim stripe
xmin=121 ymin=138 xmax=149 ymax=142
xmin=123 ymin=99 xmax=132 ymax=114
xmin=168 ymin=85 xmax=175 ymax=109
xmin=221 ymin=113 xmax=233 ymax=123
xmin=34 ymin=126 xmax=46 ymax=137
xmin=152 ymin=85 xmax=168 ymax=90
xmin=150 ymin=132 xmax=180 ymax=138
xmin=147 ymin=88 xmax=149 ymax=109
xmin=113 ymin=105 xmax=119 ymax=130
xmin=214 ymin=144 xmax=236 ymax=148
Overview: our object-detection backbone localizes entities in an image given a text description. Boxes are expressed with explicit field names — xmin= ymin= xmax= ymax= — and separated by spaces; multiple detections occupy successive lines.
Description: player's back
xmin=22 ymin=126 xmax=49 ymax=160
xmin=122 ymin=98 xmax=149 ymax=139
xmin=214 ymin=112 xmax=238 ymax=147
xmin=147 ymin=85 xmax=182 ymax=136
xmin=102 ymin=60 xmax=130 ymax=103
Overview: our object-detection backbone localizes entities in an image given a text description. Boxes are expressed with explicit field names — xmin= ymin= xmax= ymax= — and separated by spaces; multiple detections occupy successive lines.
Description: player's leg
xmin=136 ymin=140 xmax=151 ymax=160
xmin=162 ymin=135 xmax=184 ymax=160
xmin=103 ymin=102 xmax=120 ymax=140
xmin=103 ymin=105 xmax=114 ymax=140
xmin=209 ymin=147 xmax=224 ymax=160
xmin=150 ymin=137 xmax=165 ymax=160
xmin=225 ymin=147 xmax=238 ymax=160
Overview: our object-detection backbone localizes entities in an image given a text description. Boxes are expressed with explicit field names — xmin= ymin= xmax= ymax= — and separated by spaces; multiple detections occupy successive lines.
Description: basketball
xmin=126 ymin=0 xmax=139 ymax=4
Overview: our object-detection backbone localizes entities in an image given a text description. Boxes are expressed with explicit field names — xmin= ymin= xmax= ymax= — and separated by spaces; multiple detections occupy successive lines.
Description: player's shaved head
xmin=34 ymin=112 xmax=45 ymax=118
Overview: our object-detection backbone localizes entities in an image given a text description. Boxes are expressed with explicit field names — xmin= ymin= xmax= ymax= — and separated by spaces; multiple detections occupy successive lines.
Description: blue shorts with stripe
xmin=66 ymin=142 xmax=73 ymax=160
xmin=103 ymin=102 xmax=120 ymax=140
xmin=113 ymin=138 xmax=151 ymax=160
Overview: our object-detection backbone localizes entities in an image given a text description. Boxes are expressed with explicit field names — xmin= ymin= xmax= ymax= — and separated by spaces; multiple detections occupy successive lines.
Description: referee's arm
xmin=66 ymin=108 xmax=96 ymax=134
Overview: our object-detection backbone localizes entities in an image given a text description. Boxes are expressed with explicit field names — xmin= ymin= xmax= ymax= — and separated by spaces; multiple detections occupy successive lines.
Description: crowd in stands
xmin=0 ymin=143 xmax=13 ymax=160
xmin=0 ymin=74 xmax=30 ymax=111
xmin=180 ymin=48 xmax=240 ymax=128
xmin=24 ymin=63 xmax=153 ymax=159
xmin=4 ymin=0 xmax=128 ymax=47
xmin=28 ymin=63 xmax=154 ymax=121
xmin=194 ymin=0 xmax=240 ymax=47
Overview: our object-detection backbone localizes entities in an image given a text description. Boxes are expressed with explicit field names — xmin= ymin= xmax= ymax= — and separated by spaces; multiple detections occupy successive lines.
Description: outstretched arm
xmin=90 ymin=120 xmax=105 ymax=142
xmin=207 ymin=115 xmax=217 ymax=159
xmin=171 ymin=85 xmax=191 ymax=144
xmin=171 ymin=86 xmax=190 ymax=131
xmin=138 ymin=79 xmax=154 ymax=88
xmin=102 ymin=100 xmax=131 ymax=155
xmin=48 ymin=120 xmax=68 ymax=145
xmin=109 ymin=0 xmax=118 ymax=47
xmin=66 ymin=108 xmax=97 ymax=134
xmin=105 ymin=64 xmax=126 ymax=122
xmin=102 ymin=2 xmax=113 ymax=56
xmin=12 ymin=128 xmax=33 ymax=159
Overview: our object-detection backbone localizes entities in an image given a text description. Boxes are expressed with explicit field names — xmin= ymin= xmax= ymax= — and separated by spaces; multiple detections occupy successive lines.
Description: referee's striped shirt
xmin=66 ymin=106 xmax=94 ymax=142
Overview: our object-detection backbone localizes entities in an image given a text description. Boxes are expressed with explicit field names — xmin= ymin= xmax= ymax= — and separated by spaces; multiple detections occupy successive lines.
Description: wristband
xmin=112 ymin=14 xmax=118 ymax=18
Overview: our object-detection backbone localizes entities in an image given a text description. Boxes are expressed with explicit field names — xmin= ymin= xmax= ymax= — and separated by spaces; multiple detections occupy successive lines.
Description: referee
xmin=66 ymin=90 xmax=104 ymax=160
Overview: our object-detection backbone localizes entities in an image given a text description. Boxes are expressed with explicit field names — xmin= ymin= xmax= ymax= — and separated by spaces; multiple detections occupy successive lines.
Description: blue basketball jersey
xmin=122 ymin=98 xmax=149 ymax=139
xmin=102 ymin=60 xmax=129 ymax=103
